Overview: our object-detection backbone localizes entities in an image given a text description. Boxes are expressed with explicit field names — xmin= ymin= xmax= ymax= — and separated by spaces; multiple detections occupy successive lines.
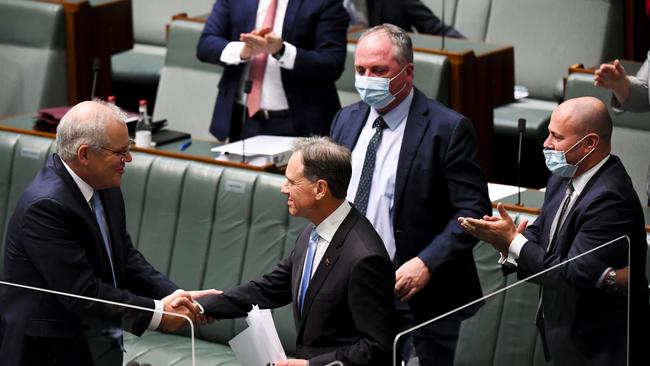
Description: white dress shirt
xmin=347 ymin=89 xmax=414 ymax=260
xmin=220 ymin=0 xmax=296 ymax=110
xmin=503 ymin=155 xmax=611 ymax=287
xmin=299 ymin=201 xmax=352 ymax=289
xmin=60 ymin=157 xmax=164 ymax=330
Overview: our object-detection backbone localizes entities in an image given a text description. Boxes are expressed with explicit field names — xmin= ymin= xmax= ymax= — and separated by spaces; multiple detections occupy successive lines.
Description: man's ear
xmin=584 ymin=133 xmax=599 ymax=152
xmin=314 ymin=179 xmax=329 ymax=201
xmin=77 ymin=144 xmax=90 ymax=166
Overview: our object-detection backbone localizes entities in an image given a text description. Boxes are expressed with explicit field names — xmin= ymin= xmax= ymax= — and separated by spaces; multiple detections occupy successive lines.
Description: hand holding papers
xmin=228 ymin=305 xmax=286 ymax=366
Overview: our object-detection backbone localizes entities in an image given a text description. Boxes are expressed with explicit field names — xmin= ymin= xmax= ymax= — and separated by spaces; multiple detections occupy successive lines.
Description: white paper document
xmin=211 ymin=135 xmax=297 ymax=166
xmin=228 ymin=305 xmax=287 ymax=366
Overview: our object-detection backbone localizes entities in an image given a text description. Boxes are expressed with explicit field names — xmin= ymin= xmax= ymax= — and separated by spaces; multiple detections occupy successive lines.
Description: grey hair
xmin=293 ymin=136 xmax=352 ymax=199
xmin=56 ymin=99 xmax=127 ymax=162
xmin=359 ymin=23 xmax=414 ymax=65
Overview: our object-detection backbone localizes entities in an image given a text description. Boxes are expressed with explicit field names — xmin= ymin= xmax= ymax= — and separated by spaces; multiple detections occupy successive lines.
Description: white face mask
xmin=543 ymin=134 xmax=594 ymax=178
xmin=354 ymin=67 xmax=407 ymax=109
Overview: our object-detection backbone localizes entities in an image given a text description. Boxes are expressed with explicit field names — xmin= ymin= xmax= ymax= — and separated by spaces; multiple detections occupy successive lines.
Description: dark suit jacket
xmin=0 ymin=154 xmax=177 ymax=366
xmin=518 ymin=156 xmax=649 ymax=365
xmin=330 ymin=88 xmax=491 ymax=321
xmin=197 ymin=0 xmax=348 ymax=140
xmin=198 ymin=206 xmax=395 ymax=366
xmin=367 ymin=0 xmax=463 ymax=37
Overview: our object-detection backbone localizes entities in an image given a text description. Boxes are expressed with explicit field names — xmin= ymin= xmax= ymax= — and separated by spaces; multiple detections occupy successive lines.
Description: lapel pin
xmin=325 ymin=258 xmax=330 ymax=266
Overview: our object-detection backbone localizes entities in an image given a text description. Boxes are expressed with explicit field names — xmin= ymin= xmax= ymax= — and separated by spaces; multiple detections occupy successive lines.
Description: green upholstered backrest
xmin=0 ymin=133 xmax=53 ymax=271
xmin=152 ymin=19 xmax=223 ymax=141
xmin=0 ymin=0 xmax=67 ymax=116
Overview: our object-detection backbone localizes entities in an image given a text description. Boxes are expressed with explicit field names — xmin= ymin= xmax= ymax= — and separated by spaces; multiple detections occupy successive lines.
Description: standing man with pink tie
xmin=197 ymin=0 xmax=349 ymax=141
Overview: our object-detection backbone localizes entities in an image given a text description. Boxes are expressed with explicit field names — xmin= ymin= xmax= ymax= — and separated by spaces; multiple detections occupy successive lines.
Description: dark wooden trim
xmin=492 ymin=202 xmax=541 ymax=215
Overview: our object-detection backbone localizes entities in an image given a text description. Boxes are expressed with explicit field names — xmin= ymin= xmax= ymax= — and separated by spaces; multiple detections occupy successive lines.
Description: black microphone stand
xmin=516 ymin=118 xmax=526 ymax=206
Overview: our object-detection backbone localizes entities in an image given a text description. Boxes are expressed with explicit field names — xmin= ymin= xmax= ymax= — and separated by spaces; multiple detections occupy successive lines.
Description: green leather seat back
xmin=233 ymin=174 xmax=292 ymax=335
xmin=0 ymin=132 xmax=20 ymax=271
xmin=0 ymin=0 xmax=67 ymax=115
xmin=168 ymin=163 xmax=224 ymax=290
xmin=121 ymin=152 xmax=155 ymax=244
xmin=152 ymin=19 xmax=223 ymax=141
xmin=137 ymin=158 xmax=190 ymax=274
xmin=199 ymin=168 xmax=259 ymax=343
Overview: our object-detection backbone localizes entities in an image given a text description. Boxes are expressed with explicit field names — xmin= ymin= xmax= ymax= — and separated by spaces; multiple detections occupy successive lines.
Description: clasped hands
xmin=158 ymin=289 xmax=222 ymax=333
xmin=239 ymin=27 xmax=284 ymax=60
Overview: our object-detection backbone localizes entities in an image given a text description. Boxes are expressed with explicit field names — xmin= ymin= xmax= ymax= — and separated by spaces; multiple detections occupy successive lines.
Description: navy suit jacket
xmin=331 ymin=88 xmax=491 ymax=320
xmin=198 ymin=206 xmax=395 ymax=366
xmin=517 ymin=156 xmax=649 ymax=365
xmin=367 ymin=0 xmax=463 ymax=37
xmin=197 ymin=0 xmax=348 ymax=140
xmin=0 ymin=154 xmax=177 ymax=366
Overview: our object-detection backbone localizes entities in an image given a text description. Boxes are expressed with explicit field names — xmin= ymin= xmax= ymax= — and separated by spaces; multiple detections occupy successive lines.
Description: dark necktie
xmin=354 ymin=116 xmax=388 ymax=215
xmin=299 ymin=228 xmax=319 ymax=314
xmin=547 ymin=181 xmax=575 ymax=253
xmin=91 ymin=192 xmax=117 ymax=286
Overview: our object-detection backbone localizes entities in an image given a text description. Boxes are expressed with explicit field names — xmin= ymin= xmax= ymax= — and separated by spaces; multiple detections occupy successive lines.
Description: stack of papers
xmin=211 ymin=135 xmax=297 ymax=167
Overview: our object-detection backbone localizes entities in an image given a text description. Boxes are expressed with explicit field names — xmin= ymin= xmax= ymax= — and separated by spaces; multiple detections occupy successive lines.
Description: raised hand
xmin=594 ymin=59 xmax=631 ymax=104
xmin=458 ymin=203 xmax=519 ymax=254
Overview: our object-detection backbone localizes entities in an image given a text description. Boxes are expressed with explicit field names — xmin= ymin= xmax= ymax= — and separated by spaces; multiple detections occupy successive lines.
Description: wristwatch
xmin=603 ymin=269 xmax=618 ymax=293
xmin=272 ymin=43 xmax=286 ymax=60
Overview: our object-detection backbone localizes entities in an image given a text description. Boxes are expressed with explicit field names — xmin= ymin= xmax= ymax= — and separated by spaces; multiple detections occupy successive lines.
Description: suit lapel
xmin=282 ymin=0 xmax=304 ymax=40
xmin=296 ymin=209 xmax=359 ymax=333
xmin=245 ymin=0 xmax=259 ymax=32
xmin=393 ymin=89 xmax=430 ymax=213
xmin=52 ymin=155 xmax=117 ymax=285
xmin=340 ymin=103 xmax=370 ymax=151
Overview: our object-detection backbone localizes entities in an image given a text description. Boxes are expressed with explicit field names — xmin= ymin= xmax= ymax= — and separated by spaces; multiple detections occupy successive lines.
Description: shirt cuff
xmin=276 ymin=42 xmax=296 ymax=70
xmin=148 ymin=299 xmax=164 ymax=330
xmin=221 ymin=41 xmax=246 ymax=65
xmin=498 ymin=233 xmax=528 ymax=267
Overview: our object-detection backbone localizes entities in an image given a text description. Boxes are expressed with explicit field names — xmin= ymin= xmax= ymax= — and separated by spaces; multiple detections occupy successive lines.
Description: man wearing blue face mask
xmin=330 ymin=24 xmax=491 ymax=366
xmin=459 ymin=96 xmax=649 ymax=365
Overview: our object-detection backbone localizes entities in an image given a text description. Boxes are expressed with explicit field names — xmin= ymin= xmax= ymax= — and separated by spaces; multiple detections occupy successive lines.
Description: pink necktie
xmin=247 ymin=0 xmax=278 ymax=117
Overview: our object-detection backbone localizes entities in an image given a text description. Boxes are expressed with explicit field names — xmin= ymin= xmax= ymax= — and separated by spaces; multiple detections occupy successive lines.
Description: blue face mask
xmin=543 ymin=135 xmax=593 ymax=178
xmin=355 ymin=67 xmax=407 ymax=109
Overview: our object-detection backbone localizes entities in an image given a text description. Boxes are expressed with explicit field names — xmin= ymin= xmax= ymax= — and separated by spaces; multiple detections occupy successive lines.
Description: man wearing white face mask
xmin=330 ymin=24 xmax=491 ymax=366
xmin=459 ymin=97 xmax=649 ymax=365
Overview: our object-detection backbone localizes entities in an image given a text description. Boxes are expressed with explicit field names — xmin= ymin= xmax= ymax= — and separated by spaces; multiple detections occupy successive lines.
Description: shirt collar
xmin=572 ymin=154 xmax=610 ymax=197
xmin=369 ymin=88 xmax=414 ymax=131
xmin=316 ymin=201 xmax=352 ymax=243
xmin=60 ymin=156 xmax=95 ymax=203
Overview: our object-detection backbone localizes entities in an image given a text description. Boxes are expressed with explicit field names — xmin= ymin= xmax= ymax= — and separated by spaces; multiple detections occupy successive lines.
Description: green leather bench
xmin=1 ymin=130 xmax=643 ymax=365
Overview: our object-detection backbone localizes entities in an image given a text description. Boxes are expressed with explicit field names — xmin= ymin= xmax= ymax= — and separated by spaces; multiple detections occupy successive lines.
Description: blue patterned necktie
xmin=91 ymin=192 xmax=117 ymax=286
xmin=354 ymin=116 xmax=388 ymax=215
xmin=299 ymin=228 xmax=319 ymax=314
xmin=547 ymin=180 xmax=575 ymax=253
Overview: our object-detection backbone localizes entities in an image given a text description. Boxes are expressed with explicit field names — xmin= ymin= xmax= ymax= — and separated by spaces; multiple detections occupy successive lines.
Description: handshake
xmin=158 ymin=289 xmax=222 ymax=333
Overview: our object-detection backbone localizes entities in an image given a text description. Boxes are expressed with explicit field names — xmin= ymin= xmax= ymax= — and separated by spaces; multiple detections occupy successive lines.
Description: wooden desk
xmin=0 ymin=115 xmax=282 ymax=173
xmin=38 ymin=0 xmax=133 ymax=104
xmin=348 ymin=32 xmax=515 ymax=177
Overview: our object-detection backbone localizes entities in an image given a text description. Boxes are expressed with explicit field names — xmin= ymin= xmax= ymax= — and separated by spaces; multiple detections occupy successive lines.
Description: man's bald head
xmin=553 ymin=96 xmax=613 ymax=145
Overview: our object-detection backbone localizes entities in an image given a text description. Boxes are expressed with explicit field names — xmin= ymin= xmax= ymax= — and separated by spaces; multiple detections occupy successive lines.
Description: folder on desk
xmin=151 ymin=129 xmax=191 ymax=147
xmin=211 ymin=135 xmax=296 ymax=167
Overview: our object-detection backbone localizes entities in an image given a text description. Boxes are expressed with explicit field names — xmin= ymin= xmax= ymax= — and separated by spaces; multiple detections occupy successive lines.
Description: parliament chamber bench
xmin=0 ymin=130 xmax=647 ymax=365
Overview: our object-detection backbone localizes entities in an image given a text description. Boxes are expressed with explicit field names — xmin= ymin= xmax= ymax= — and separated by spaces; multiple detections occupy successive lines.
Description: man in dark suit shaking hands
xmin=0 ymin=101 xmax=210 ymax=366
xmin=459 ymin=97 xmax=649 ymax=365
xmin=330 ymin=24 xmax=490 ymax=365
xmin=197 ymin=137 xmax=395 ymax=366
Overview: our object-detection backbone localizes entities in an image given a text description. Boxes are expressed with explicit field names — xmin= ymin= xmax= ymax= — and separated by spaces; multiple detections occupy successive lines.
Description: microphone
xmin=90 ymin=57 xmax=101 ymax=100
xmin=516 ymin=118 xmax=526 ymax=206
xmin=241 ymin=80 xmax=253 ymax=163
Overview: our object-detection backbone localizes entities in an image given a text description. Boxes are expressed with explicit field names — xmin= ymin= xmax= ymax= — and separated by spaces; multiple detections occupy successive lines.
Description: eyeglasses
xmin=100 ymin=139 xmax=134 ymax=158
